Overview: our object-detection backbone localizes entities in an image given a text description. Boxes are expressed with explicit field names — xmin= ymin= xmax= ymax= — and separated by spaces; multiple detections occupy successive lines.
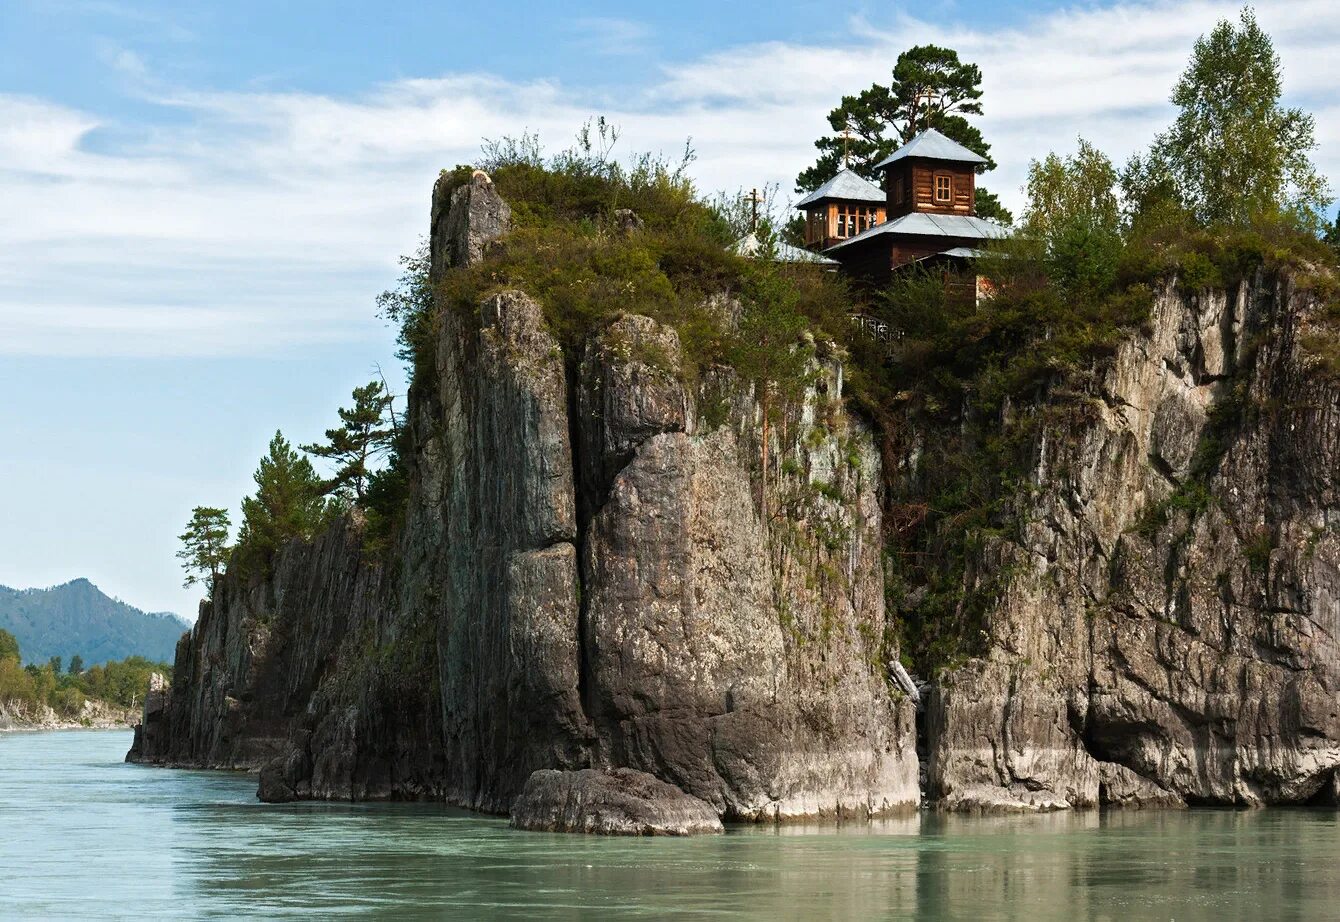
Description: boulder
xmin=509 ymin=768 xmax=724 ymax=836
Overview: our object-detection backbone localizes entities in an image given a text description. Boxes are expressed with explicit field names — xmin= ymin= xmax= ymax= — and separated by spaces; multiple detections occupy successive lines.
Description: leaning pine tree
xmin=301 ymin=380 xmax=396 ymax=504
xmin=176 ymin=506 xmax=231 ymax=589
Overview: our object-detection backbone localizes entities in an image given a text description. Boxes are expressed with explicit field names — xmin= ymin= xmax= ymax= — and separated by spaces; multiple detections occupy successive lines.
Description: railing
xmin=847 ymin=313 xmax=893 ymax=343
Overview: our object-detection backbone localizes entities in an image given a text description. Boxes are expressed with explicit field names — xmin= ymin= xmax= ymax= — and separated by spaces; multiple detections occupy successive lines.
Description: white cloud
xmin=1 ymin=0 xmax=1336 ymax=358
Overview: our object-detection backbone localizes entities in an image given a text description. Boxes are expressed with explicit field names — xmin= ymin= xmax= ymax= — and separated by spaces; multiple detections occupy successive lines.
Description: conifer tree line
xmin=177 ymin=379 xmax=403 ymax=588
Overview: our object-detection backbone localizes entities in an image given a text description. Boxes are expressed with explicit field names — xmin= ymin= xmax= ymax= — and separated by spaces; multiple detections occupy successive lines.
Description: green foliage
xmin=1124 ymin=8 xmax=1330 ymax=230
xmin=427 ymin=129 xmax=851 ymax=396
xmin=797 ymin=44 xmax=994 ymax=192
xmin=360 ymin=427 xmax=412 ymax=558
xmin=376 ymin=242 xmax=434 ymax=383
xmin=1022 ymin=139 xmax=1123 ymax=298
xmin=1325 ymin=213 xmax=1340 ymax=253
xmin=176 ymin=506 xmax=231 ymax=589
xmin=0 ymin=652 xmax=168 ymax=716
xmin=302 ymin=380 xmax=396 ymax=503
xmin=76 ymin=656 xmax=169 ymax=709
xmin=233 ymin=431 xmax=337 ymax=576
xmin=68 ymin=654 xmax=83 ymax=675
xmin=731 ymin=260 xmax=816 ymax=404
xmin=1120 ymin=204 xmax=1334 ymax=294
xmin=0 ymin=628 xmax=17 ymax=663
xmin=974 ymin=187 xmax=1013 ymax=226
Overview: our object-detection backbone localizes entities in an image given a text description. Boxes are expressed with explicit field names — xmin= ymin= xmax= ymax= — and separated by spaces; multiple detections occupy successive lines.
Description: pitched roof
xmin=873 ymin=128 xmax=989 ymax=170
xmin=933 ymin=246 xmax=991 ymax=259
xmin=733 ymin=232 xmax=839 ymax=265
xmin=795 ymin=169 xmax=886 ymax=208
xmin=824 ymin=211 xmax=1009 ymax=252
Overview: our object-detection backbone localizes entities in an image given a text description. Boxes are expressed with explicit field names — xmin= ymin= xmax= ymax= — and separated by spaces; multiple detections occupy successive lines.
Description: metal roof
xmin=934 ymin=246 xmax=990 ymax=259
xmin=795 ymin=169 xmax=886 ymax=208
xmin=733 ymin=232 xmax=839 ymax=265
xmin=873 ymin=128 xmax=989 ymax=170
xmin=824 ymin=211 xmax=1009 ymax=252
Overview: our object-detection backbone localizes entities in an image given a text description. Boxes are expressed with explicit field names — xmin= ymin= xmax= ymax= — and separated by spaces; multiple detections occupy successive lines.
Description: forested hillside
xmin=0 ymin=579 xmax=187 ymax=666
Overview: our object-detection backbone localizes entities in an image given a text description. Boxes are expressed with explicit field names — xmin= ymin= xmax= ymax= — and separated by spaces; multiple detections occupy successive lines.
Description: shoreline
xmin=0 ymin=701 xmax=136 ymax=733
xmin=0 ymin=722 xmax=133 ymax=733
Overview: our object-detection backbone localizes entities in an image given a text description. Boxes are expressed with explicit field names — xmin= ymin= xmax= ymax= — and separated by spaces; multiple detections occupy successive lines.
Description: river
xmin=3 ymin=730 xmax=1339 ymax=919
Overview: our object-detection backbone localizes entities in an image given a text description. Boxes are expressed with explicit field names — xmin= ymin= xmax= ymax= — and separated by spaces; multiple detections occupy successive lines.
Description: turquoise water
xmin=3 ymin=731 xmax=1340 ymax=920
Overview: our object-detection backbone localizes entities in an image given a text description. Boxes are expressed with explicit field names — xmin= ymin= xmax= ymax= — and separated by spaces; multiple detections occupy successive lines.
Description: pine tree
xmin=176 ymin=506 xmax=232 ymax=588
xmin=235 ymin=431 xmax=332 ymax=570
xmin=797 ymin=45 xmax=995 ymax=192
xmin=68 ymin=655 xmax=84 ymax=675
xmin=301 ymin=381 xmax=396 ymax=503
xmin=0 ymin=629 xmax=18 ymax=663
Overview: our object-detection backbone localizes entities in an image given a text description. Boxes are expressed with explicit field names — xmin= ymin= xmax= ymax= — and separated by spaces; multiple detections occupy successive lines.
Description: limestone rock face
xmin=575 ymin=319 xmax=917 ymax=820
xmin=431 ymin=170 xmax=510 ymax=279
xmin=509 ymin=768 xmax=723 ymax=836
xmin=125 ymin=672 xmax=170 ymax=763
xmin=131 ymin=179 xmax=914 ymax=821
xmin=922 ymin=274 xmax=1340 ymax=810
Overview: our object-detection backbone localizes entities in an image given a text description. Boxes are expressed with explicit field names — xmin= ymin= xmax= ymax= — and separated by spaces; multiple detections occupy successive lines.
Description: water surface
xmin=2 ymin=730 xmax=1338 ymax=919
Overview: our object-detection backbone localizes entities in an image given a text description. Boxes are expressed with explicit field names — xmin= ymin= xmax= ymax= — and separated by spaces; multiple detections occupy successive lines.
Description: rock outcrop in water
xmin=131 ymin=172 xmax=918 ymax=823
xmin=510 ymin=768 xmax=724 ymax=835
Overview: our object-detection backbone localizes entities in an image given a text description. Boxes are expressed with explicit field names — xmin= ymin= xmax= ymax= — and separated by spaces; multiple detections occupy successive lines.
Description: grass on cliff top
xmin=396 ymin=129 xmax=850 ymax=389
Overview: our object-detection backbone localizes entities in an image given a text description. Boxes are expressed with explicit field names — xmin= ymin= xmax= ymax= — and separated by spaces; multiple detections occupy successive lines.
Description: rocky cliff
xmin=921 ymin=271 xmax=1340 ymax=810
xmin=132 ymin=172 xmax=1340 ymax=818
xmin=131 ymin=173 xmax=918 ymax=821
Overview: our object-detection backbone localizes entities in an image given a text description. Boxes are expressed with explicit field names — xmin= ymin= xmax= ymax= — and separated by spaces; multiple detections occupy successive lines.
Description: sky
xmin=1 ymin=0 xmax=1336 ymax=618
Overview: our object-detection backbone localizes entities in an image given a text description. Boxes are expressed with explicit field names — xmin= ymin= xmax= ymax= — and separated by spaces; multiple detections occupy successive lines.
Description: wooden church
xmin=799 ymin=127 xmax=1008 ymax=280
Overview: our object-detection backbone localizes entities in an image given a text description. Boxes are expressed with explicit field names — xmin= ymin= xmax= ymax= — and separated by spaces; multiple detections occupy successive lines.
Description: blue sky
xmin=1 ymin=0 xmax=1335 ymax=618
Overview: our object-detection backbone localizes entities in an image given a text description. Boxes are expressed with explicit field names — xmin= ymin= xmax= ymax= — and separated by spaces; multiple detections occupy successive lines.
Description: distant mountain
xmin=0 ymin=579 xmax=189 ymax=666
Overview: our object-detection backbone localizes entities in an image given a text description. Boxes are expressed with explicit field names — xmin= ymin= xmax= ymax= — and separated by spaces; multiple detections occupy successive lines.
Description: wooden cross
xmin=747 ymin=188 xmax=763 ymax=231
